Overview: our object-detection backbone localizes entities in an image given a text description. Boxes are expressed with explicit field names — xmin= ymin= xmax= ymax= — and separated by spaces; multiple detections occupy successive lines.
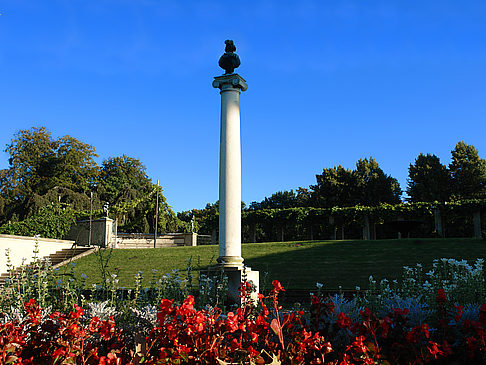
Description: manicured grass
xmin=64 ymin=238 xmax=486 ymax=290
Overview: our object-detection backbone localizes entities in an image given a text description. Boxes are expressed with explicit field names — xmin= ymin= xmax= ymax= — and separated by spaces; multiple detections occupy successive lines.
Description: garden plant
xmin=0 ymin=242 xmax=485 ymax=364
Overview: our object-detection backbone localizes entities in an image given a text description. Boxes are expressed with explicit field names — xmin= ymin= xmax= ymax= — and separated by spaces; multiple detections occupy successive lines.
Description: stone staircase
xmin=0 ymin=246 xmax=96 ymax=284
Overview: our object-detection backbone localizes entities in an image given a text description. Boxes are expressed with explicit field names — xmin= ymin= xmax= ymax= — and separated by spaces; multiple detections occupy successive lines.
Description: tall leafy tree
xmin=98 ymin=155 xmax=152 ymax=206
xmin=97 ymin=155 xmax=178 ymax=233
xmin=1 ymin=127 xmax=99 ymax=220
xmin=295 ymin=187 xmax=312 ymax=207
xmin=310 ymin=158 xmax=401 ymax=208
xmin=407 ymin=153 xmax=451 ymax=202
xmin=310 ymin=165 xmax=358 ymax=208
xmin=2 ymin=127 xmax=55 ymax=199
xmin=248 ymin=190 xmax=298 ymax=210
xmin=52 ymin=135 xmax=99 ymax=193
xmin=449 ymin=141 xmax=486 ymax=199
xmin=355 ymin=157 xmax=402 ymax=206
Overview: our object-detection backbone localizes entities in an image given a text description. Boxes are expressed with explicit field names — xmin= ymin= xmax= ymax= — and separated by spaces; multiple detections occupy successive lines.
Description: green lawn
xmin=63 ymin=238 xmax=486 ymax=290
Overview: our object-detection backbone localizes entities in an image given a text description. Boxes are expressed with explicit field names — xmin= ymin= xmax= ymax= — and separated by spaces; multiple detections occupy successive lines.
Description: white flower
xmin=316 ymin=282 xmax=323 ymax=289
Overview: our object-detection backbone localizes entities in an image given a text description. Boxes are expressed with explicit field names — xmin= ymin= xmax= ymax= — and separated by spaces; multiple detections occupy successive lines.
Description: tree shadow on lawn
xmin=234 ymin=238 xmax=486 ymax=291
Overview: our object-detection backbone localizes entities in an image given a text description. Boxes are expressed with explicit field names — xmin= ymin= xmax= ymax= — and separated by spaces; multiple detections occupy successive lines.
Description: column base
xmin=217 ymin=255 xmax=244 ymax=268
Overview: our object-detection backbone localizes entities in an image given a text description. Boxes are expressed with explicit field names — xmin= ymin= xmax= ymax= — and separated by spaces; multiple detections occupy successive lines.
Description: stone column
xmin=434 ymin=207 xmax=443 ymax=237
xmin=213 ymin=74 xmax=247 ymax=268
xmin=362 ymin=215 xmax=370 ymax=240
xmin=213 ymin=41 xmax=259 ymax=304
xmin=473 ymin=209 xmax=482 ymax=239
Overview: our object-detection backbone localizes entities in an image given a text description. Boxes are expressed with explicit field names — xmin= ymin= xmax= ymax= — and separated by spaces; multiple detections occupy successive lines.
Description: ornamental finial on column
xmin=218 ymin=40 xmax=241 ymax=75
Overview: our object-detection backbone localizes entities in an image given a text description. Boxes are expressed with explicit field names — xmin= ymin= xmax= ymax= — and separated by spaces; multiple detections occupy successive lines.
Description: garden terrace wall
xmin=0 ymin=234 xmax=74 ymax=274
xmin=116 ymin=232 xmax=200 ymax=248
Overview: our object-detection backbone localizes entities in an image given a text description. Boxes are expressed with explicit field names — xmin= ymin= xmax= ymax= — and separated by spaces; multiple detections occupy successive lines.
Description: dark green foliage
xmin=51 ymin=135 xmax=99 ymax=193
xmin=96 ymin=156 xmax=181 ymax=233
xmin=311 ymin=165 xmax=357 ymax=208
xmin=178 ymin=202 xmax=218 ymax=234
xmin=98 ymin=155 xmax=152 ymax=205
xmin=310 ymin=157 xmax=401 ymax=208
xmin=355 ymin=157 xmax=402 ymax=206
xmin=0 ymin=127 xmax=181 ymax=237
xmin=2 ymin=127 xmax=55 ymax=199
xmin=407 ymin=153 xmax=451 ymax=202
xmin=0 ymin=127 xmax=99 ymax=224
xmin=248 ymin=190 xmax=299 ymax=210
xmin=0 ymin=204 xmax=74 ymax=239
xmin=449 ymin=141 xmax=486 ymax=199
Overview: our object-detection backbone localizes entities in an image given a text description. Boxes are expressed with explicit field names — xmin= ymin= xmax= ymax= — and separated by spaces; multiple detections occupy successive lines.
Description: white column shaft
xmin=219 ymin=87 xmax=241 ymax=260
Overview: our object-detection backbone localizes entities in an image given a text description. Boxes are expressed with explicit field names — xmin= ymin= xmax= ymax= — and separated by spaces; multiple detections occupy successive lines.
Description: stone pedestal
xmin=225 ymin=266 xmax=260 ymax=304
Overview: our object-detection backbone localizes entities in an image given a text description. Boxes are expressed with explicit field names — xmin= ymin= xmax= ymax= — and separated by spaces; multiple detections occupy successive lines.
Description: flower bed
xmin=1 ymin=257 xmax=485 ymax=364
xmin=1 ymin=279 xmax=486 ymax=364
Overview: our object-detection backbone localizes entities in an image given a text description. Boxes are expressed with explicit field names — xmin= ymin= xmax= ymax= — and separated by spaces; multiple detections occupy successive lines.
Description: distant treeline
xmin=179 ymin=141 xmax=486 ymax=241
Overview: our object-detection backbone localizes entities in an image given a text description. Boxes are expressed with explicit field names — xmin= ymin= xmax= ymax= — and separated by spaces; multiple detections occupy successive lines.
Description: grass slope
xmin=65 ymin=238 xmax=486 ymax=290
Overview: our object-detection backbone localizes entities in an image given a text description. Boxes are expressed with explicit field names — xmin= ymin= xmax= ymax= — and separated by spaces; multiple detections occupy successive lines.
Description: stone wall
xmin=65 ymin=218 xmax=115 ymax=247
xmin=66 ymin=218 xmax=211 ymax=249
xmin=116 ymin=233 xmax=198 ymax=249
xmin=0 ymin=234 xmax=74 ymax=274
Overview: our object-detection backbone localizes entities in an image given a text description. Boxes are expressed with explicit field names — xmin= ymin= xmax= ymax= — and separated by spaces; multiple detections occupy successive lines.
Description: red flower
xmin=436 ymin=288 xmax=447 ymax=303
xmin=99 ymin=352 xmax=121 ymax=365
xmin=479 ymin=303 xmax=486 ymax=323
xmin=454 ymin=305 xmax=464 ymax=322
xmin=272 ymin=280 xmax=285 ymax=293
xmin=428 ymin=341 xmax=444 ymax=358
xmin=337 ymin=312 xmax=351 ymax=329
xmin=247 ymin=345 xmax=259 ymax=357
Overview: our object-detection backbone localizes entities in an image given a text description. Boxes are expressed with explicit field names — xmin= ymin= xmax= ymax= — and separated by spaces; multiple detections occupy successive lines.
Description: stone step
xmin=0 ymin=246 xmax=96 ymax=285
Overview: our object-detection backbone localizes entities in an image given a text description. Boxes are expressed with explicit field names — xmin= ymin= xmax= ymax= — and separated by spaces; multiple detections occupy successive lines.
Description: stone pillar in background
xmin=213 ymin=73 xmax=247 ymax=268
xmin=362 ymin=215 xmax=370 ymax=240
xmin=473 ymin=209 xmax=482 ymax=239
xmin=434 ymin=207 xmax=443 ymax=237
xmin=213 ymin=40 xmax=258 ymax=303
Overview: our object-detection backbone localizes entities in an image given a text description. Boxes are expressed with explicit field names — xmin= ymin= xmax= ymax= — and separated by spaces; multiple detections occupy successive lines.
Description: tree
xmin=52 ymin=135 xmax=99 ymax=193
xmin=2 ymin=127 xmax=55 ymax=199
xmin=248 ymin=190 xmax=298 ymax=210
xmin=310 ymin=165 xmax=359 ymax=208
xmin=406 ymin=153 xmax=451 ymax=202
xmin=178 ymin=202 xmax=219 ymax=234
xmin=1 ymin=127 xmax=99 ymax=221
xmin=295 ymin=187 xmax=312 ymax=207
xmin=354 ymin=157 xmax=402 ymax=206
xmin=310 ymin=158 xmax=401 ymax=208
xmin=449 ymin=141 xmax=486 ymax=199
xmin=98 ymin=155 xmax=152 ymax=206
xmin=97 ymin=155 xmax=179 ymax=233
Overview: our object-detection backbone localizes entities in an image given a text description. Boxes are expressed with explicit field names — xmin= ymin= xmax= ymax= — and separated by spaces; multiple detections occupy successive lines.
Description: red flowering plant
xmin=143 ymin=279 xmax=333 ymax=364
xmin=1 ymin=272 xmax=486 ymax=364
xmin=0 ymin=299 xmax=132 ymax=364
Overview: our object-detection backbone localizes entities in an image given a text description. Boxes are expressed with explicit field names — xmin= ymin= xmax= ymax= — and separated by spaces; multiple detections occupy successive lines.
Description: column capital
xmin=213 ymin=74 xmax=248 ymax=92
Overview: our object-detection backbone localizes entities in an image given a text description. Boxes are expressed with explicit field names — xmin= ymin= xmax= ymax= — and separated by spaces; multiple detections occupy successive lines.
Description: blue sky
xmin=0 ymin=1 xmax=485 ymax=212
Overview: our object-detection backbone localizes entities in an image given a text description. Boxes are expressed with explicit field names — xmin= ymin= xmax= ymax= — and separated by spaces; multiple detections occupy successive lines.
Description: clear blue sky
xmin=1 ymin=1 xmax=485 ymax=212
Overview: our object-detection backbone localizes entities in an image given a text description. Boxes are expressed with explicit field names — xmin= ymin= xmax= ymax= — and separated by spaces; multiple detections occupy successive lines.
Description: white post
xmin=213 ymin=74 xmax=247 ymax=268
